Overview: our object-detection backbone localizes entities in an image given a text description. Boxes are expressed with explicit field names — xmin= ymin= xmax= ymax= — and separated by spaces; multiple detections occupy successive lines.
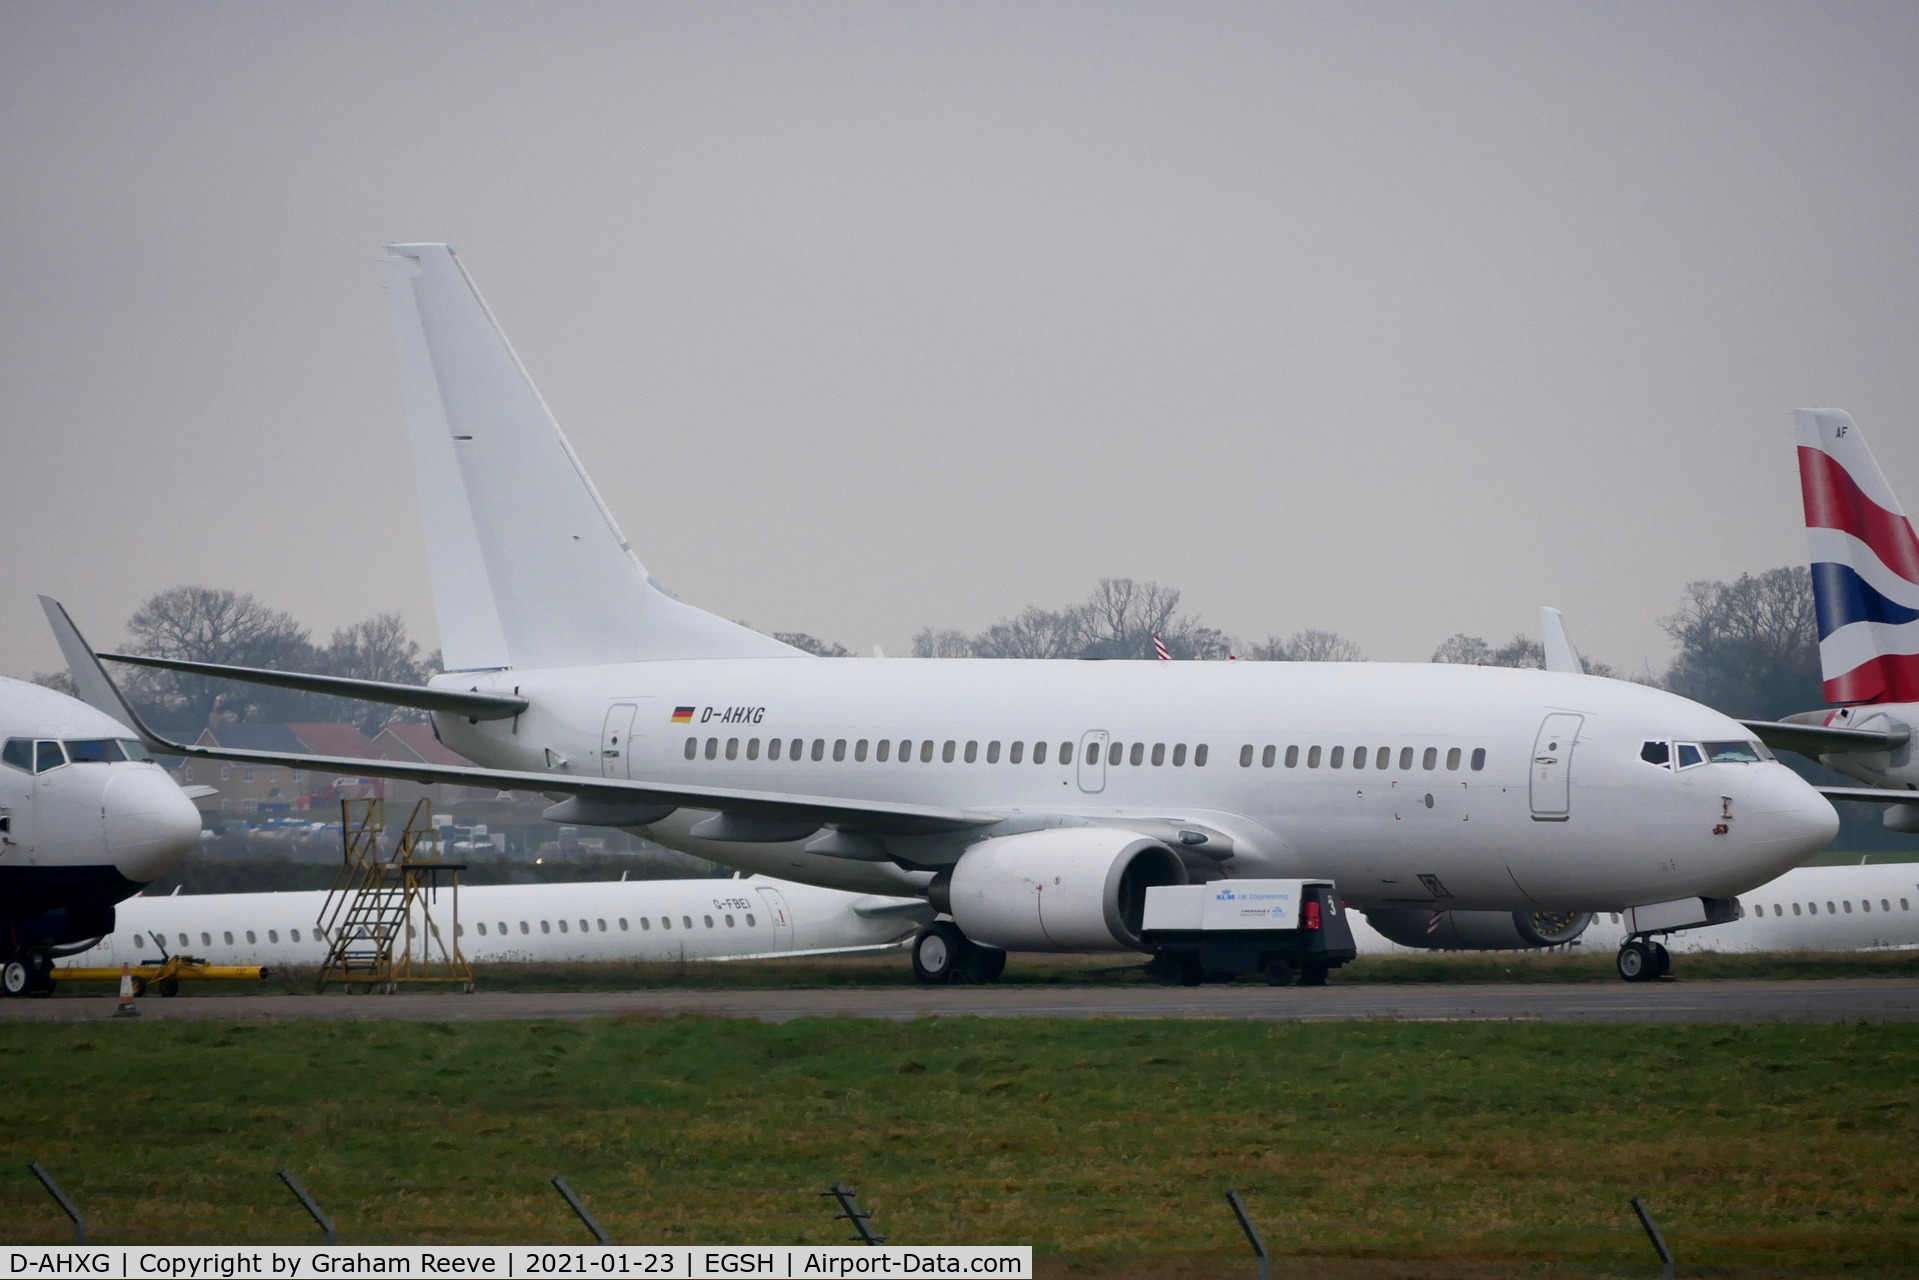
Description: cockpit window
xmin=119 ymin=739 xmax=153 ymax=762
xmin=1675 ymin=742 xmax=1705 ymax=769
xmin=1702 ymin=740 xmax=1764 ymax=764
xmin=33 ymin=740 xmax=67 ymax=773
xmin=64 ymin=739 xmax=124 ymax=763
xmin=1639 ymin=740 xmax=1671 ymax=768
xmin=1 ymin=739 xmax=31 ymax=773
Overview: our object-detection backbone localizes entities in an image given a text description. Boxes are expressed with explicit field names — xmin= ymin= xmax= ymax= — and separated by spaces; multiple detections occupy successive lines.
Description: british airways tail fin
xmin=1795 ymin=408 xmax=1919 ymax=703
xmin=381 ymin=245 xmax=800 ymax=670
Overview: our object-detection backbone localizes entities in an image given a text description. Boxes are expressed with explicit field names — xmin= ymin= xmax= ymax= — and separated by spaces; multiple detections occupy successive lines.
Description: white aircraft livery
xmin=59 ymin=875 xmax=927 ymax=974
xmin=1355 ymin=861 xmax=1919 ymax=956
xmin=0 ymin=675 xmax=203 ymax=995
xmin=46 ymin=244 xmax=1851 ymax=986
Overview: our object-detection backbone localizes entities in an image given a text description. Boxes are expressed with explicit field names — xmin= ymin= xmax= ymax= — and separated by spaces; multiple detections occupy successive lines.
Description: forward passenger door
xmin=1529 ymin=713 xmax=1583 ymax=821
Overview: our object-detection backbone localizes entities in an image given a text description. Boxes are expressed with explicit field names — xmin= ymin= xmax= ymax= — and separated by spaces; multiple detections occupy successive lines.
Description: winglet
xmin=1539 ymin=607 xmax=1582 ymax=675
xmin=37 ymin=597 xmax=191 ymax=755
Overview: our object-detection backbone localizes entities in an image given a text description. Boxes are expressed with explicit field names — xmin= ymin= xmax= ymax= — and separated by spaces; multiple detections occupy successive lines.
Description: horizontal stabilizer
xmin=1815 ymin=785 xmax=1919 ymax=804
xmin=1742 ymin=718 xmax=1910 ymax=757
xmin=98 ymin=652 xmax=527 ymax=721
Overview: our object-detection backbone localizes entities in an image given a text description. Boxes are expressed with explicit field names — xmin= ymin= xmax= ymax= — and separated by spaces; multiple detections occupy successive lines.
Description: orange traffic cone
xmin=113 ymin=964 xmax=139 ymax=1018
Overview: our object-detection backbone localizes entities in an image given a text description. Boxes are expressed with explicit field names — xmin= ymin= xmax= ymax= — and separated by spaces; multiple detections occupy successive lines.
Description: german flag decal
xmin=671 ymin=706 xmax=695 ymax=723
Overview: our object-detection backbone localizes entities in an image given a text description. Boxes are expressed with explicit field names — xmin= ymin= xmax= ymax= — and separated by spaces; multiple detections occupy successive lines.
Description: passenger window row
xmin=127 ymin=912 xmax=764 ymax=949
xmin=1238 ymin=743 xmax=1486 ymax=772
xmin=682 ymin=736 xmax=1210 ymax=768
xmin=1753 ymin=898 xmax=1910 ymax=917
xmin=474 ymin=913 xmax=754 ymax=936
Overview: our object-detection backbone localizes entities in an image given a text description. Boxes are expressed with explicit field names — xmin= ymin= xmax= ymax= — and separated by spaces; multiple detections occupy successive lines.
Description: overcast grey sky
xmin=5 ymin=1 xmax=1918 ymax=679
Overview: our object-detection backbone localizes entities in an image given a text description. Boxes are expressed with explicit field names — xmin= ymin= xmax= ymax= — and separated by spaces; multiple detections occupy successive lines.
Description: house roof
xmin=194 ymin=723 xmax=306 ymax=754
xmin=284 ymin=723 xmax=382 ymax=760
xmin=373 ymin=722 xmax=473 ymax=767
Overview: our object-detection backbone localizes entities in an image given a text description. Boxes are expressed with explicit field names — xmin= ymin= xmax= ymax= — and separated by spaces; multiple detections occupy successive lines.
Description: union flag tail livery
xmin=1796 ymin=409 xmax=1919 ymax=704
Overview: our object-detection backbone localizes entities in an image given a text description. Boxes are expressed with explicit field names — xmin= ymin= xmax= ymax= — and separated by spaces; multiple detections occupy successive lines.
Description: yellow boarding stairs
xmin=315 ymin=797 xmax=473 ymax=994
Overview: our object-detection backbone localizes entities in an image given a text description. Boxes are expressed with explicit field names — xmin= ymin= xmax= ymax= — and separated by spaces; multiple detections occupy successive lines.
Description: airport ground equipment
xmin=53 ymin=937 xmax=267 ymax=996
xmin=551 ymin=1176 xmax=610 ymax=1244
xmin=28 ymin=1162 xmax=85 ymax=1244
xmin=279 ymin=1167 xmax=337 ymax=1244
xmin=315 ymin=798 xmax=473 ymax=994
xmin=1139 ymin=880 xmax=1356 ymax=986
xmin=821 ymin=1182 xmax=884 ymax=1245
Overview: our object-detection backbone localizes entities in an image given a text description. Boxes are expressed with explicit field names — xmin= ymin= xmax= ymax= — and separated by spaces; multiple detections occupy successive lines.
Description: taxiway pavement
xmin=4 ymin=979 xmax=1918 ymax=1024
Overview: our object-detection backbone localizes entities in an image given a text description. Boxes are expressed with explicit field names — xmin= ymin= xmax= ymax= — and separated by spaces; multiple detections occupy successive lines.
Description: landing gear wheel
xmin=1264 ymin=959 xmax=1296 ymax=987
xmin=1652 ymin=942 xmax=1672 ymax=979
xmin=912 ymin=922 xmax=973 ymax=985
xmin=1617 ymin=939 xmax=1658 ymax=983
xmin=967 ymin=946 xmax=1007 ymax=983
xmin=0 ymin=960 xmax=30 ymax=998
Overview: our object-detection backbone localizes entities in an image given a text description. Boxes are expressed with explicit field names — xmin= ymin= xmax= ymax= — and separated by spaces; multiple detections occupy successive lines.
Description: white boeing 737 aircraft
xmin=0 ymin=675 xmax=203 ymax=995
xmin=45 ymin=244 xmax=1849 ymax=986
xmin=59 ymin=874 xmax=926 ymax=977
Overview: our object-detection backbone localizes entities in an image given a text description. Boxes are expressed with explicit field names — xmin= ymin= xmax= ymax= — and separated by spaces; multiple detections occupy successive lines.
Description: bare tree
xmin=316 ymin=612 xmax=437 ymax=736
xmin=773 ymin=632 xmax=851 ymax=657
xmin=911 ymin=627 xmax=977 ymax=658
xmin=1278 ymin=628 xmax=1367 ymax=662
xmin=1432 ymin=633 xmax=1543 ymax=668
xmin=1661 ymin=567 xmax=1819 ymax=720
xmin=971 ymin=607 xmax=1087 ymax=659
xmin=124 ymin=586 xmax=316 ymax=730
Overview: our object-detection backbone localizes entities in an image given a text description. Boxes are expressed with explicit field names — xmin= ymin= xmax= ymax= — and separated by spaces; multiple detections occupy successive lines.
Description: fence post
xmin=551 ymin=1176 xmax=610 ymax=1245
xmin=1225 ymin=1189 xmax=1270 ymax=1280
xmin=821 ymin=1182 xmax=885 ymax=1245
xmin=27 ymin=1162 xmax=85 ymax=1245
xmin=1629 ymin=1196 xmax=1675 ymax=1280
xmin=278 ymin=1168 xmax=337 ymax=1245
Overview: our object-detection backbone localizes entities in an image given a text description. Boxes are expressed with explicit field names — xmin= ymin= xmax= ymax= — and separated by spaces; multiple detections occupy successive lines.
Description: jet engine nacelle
xmin=1362 ymin=907 xmax=1593 ymax=951
xmin=939 ymin=828 xmax=1188 ymax=951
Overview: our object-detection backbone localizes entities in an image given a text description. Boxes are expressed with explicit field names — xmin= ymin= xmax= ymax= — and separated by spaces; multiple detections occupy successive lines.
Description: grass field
xmin=2 ymin=1016 xmax=1915 ymax=1278
xmin=47 ymin=945 xmax=1919 ymax=997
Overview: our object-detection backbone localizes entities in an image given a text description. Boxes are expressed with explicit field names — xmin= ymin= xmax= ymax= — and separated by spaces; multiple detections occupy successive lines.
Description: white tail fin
xmin=381 ymin=245 xmax=800 ymax=669
xmin=1538 ymin=607 xmax=1582 ymax=674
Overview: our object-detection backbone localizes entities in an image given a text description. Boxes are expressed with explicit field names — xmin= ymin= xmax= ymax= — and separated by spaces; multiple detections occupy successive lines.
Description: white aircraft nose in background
xmin=101 ymin=767 xmax=202 ymax=882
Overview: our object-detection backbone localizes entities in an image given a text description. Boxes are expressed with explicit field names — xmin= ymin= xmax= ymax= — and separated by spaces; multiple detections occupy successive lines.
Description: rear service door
xmin=1529 ymin=713 xmax=1584 ymax=821
xmin=600 ymin=703 xmax=638 ymax=779
xmin=756 ymin=884 xmax=795 ymax=951
xmin=1078 ymin=730 xmax=1109 ymax=794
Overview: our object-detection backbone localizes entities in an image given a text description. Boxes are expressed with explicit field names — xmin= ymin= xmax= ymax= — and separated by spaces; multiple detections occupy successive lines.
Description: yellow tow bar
xmin=53 ymin=955 xmax=269 ymax=997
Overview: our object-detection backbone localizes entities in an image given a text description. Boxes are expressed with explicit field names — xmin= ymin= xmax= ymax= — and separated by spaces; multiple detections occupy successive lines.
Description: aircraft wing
xmin=40 ymin=598 xmax=995 ymax=839
xmin=1814 ymin=785 xmax=1919 ymax=805
xmin=1741 ymin=719 xmax=1910 ymax=757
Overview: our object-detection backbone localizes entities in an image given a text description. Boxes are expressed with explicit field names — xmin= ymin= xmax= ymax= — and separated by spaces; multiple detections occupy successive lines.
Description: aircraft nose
xmin=101 ymin=768 xmax=202 ymax=883
xmin=1743 ymin=766 xmax=1840 ymax=865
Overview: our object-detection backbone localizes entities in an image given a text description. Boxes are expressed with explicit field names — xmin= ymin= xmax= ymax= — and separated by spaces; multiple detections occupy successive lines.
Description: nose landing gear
xmin=1616 ymin=938 xmax=1672 ymax=983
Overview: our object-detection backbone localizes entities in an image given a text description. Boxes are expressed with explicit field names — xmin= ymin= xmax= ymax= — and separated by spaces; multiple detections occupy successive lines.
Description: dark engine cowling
xmin=937 ymin=828 xmax=1188 ymax=951
xmin=1362 ymin=907 xmax=1593 ymax=951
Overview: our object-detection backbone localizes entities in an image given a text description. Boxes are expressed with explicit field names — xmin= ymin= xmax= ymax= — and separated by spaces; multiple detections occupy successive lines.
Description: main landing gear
xmin=1616 ymin=937 xmax=1672 ymax=983
xmin=0 ymin=952 xmax=55 ymax=998
xmin=911 ymin=921 xmax=1007 ymax=985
